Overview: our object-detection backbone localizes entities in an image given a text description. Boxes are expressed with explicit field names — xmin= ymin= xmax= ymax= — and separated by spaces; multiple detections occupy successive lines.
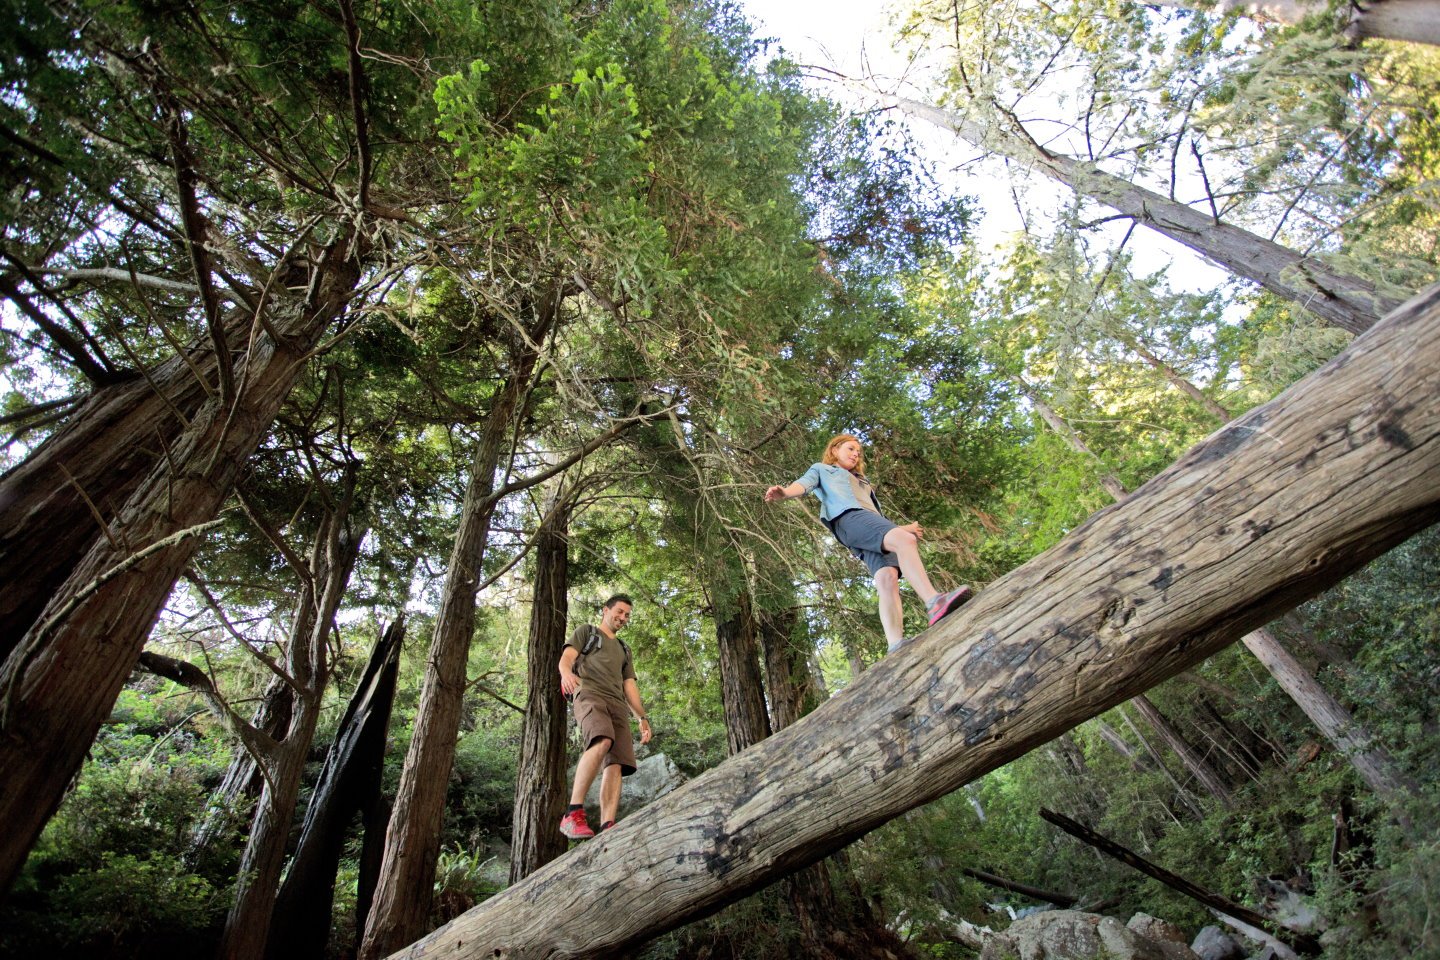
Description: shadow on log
xmin=386 ymin=285 xmax=1440 ymax=960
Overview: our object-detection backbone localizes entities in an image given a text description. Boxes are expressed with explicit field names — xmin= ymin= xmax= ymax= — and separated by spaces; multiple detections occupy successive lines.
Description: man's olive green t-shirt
xmin=567 ymin=624 xmax=635 ymax=704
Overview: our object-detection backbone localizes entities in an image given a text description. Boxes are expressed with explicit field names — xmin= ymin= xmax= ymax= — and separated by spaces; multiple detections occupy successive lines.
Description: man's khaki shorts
xmin=573 ymin=691 xmax=636 ymax=775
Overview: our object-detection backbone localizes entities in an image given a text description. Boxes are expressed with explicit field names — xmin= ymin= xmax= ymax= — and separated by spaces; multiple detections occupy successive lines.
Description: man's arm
xmin=624 ymin=677 xmax=652 ymax=745
xmin=559 ymin=646 xmax=581 ymax=697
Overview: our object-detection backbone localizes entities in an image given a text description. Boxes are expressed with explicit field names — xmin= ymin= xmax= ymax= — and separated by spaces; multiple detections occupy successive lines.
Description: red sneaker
xmin=559 ymin=808 xmax=594 ymax=839
xmin=927 ymin=586 xmax=974 ymax=626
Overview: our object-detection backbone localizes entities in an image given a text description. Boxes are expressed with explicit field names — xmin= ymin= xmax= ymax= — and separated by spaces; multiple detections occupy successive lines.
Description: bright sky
xmin=736 ymin=0 xmax=1234 ymax=294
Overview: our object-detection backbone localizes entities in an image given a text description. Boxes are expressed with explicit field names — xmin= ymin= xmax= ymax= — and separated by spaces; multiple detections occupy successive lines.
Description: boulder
xmin=1129 ymin=913 xmax=1187 ymax=945
xmin=1191 ymin=925 xmax=1246 ymax=960
xmin=979 ymin=909 xmax=1200 ymax=960
xmin=582 ymin=750 xmax=686 ymax=810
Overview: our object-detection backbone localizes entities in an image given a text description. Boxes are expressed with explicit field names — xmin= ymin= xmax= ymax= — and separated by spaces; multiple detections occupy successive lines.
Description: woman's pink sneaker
xmin=927 ymin=586 xmax=974 ymax=626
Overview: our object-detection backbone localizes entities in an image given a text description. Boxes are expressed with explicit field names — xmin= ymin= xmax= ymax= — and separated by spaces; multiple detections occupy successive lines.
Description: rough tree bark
xmin=0 ymin=231 xmax=362 ymax=894
xmin=715 ymin=588 xmax=773 ymax=755
xmin=0 ymin=307 xmax=252 ymax=654
xmin=1146 ymin=0 xmax=1440 ymax=48
xmin=384 ymin=285 xmax=1440 ymax=960
xmin=359 ymin=294 xmax=560 ymax=960
xmin=509 ymin=494 xmax=574 ymax=883
xmin=1023 ymin=344 xmax=1414 ymax=810
xmin=866 ymin=88 xmax=1401 ymax=335
xmin=267 ymin=617 xmax=407 ymax=960
xmin=188 ymin=672 xmax=293 ymax=866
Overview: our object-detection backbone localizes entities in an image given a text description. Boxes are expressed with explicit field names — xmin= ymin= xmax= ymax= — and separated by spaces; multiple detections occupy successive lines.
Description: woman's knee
xmin=884 ymin=528 xmax=917 ymax=553
xmin=874 ymin=566 xmax=900 ymax=591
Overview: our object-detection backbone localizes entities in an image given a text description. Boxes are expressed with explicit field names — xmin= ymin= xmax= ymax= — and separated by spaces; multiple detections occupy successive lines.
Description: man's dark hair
xmin=602 ymin=593 xmax=633 ymax=610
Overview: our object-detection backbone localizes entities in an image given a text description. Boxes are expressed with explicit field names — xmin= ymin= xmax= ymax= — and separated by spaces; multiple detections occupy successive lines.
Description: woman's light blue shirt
xmin=793 ymin=463 xmax=881 ymax=522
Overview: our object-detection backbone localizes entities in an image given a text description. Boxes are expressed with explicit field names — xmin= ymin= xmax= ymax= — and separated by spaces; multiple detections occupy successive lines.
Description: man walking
xmin=558 ymin=594 xmax=652 ymax=839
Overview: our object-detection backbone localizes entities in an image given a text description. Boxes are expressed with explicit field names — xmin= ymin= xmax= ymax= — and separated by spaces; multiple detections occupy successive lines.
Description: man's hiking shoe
xmin=559 ymin=809 xmax=594 ymax=840
xmin=927 ymin=586 xmax=974 ymax=627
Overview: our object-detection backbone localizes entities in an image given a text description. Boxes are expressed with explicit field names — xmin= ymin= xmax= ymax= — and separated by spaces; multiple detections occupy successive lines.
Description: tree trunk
xmin=385 ymin=285 xmax=1440 ymax=960
xmin=1024 ymin=323 xmax=1414 ymax=811
xmin=715 ymin=589 xmax=773 ymax=754
xmin=267 ymin=617 xmax=406 ymax=960
xmin=0 ymin=231 xmax=362 ymax=894
xmin=189 ymin=674 xmax=294 ymax=867
xmin=0 ymin=307 xmax=253 ymax=653
xmin=358 ymin=296 xmax=558 ymax=960
xmin=1022 ymin=386 xmax=1131 ymax=502
xmin=1240 ymin=628 xmax=1418 ymax=806
xmin=1093 ymin=718 xmax=1149 ymax=773
xmin=509 ymin=496 xmax=573 ymax=883
xmin=870 ymin=89 xmax=1400 ymax=335
xmin=1146 ymin=0 xmax=1440 ymax=48
xmin=220 ymin=491 xmax=365 ymax=960
xmin=759 ymin=607 xmax=812 ymax=732
xmin=1120 ymin=704 xmax=1207 ymax=818
xmin=1131 ymin=693 xmax=1234 ymax=806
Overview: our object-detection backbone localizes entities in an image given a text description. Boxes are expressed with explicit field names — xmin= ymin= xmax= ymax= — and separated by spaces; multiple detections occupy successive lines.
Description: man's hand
xmin=559 ymin=667 xmax=580 ymax=697
xmin=638 ymin=717 xmax=652 ymax=745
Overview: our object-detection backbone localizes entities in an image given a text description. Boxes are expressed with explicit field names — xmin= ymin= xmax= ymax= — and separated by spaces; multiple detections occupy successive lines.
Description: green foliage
xmin=1 ymin=685 xmax=232 ymax=958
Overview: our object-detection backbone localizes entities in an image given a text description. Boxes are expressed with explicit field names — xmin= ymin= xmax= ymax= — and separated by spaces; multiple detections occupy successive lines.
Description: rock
xmin=978 ymin=909 xmax=1200 ymax=960
xmin=1129 ymin=913 xmax=1188 ymax=944
xmin=582 ymin=750 xmax=686 ymax=810
xmin=1191 ymin=925 xmax=1246 ymax=960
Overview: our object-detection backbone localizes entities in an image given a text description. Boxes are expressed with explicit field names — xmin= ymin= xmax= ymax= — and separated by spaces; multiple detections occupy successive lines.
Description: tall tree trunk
xmin=1146 ymin=0 xmax=1440 ymax=48
xmin=0 ymin=307 xmax=253 ymax=653
xmin=385 ymin=286 xmax=1440 ymax=960
xmin=267 ymin=617 xmax=406 ymax=960
xmin=1240 ymin=628 xmax=1418 ymax=805
xmin=715 ymin=588 xmax=773 ymax=754
xmin=189 ymin=673 xmax=294 ymax=867
xmin=759 ymin=607 xmax=821 ymax=732
xmin=1131 ymin=693 xmax=1234 ymax=807
xmin=510 ymin=495 xmax=574 ymax=883
xmin=358 ymin=296 xmax=558 ymax=960
xmin=220 ymin=485 xmax=365 ymax=960
xmin=869 ymin=89 xmax=1400 ymax=335
xmin=1120 ymin=704 xmax=1207 ymax=818
xmin=0 ymin=231 xmax=362 ymax=894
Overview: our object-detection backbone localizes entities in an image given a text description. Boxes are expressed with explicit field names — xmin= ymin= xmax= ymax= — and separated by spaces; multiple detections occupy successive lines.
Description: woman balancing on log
xmin=765 ymin=433 xmax=974 ymax=653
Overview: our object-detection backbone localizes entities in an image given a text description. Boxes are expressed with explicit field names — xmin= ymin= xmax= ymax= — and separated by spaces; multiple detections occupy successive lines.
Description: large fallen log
xmin=389 ymin=284 xmax=1440 ymax=960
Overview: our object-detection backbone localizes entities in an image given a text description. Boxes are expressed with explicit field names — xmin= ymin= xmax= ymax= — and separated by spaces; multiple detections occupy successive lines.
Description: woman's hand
xmin=764 ymin=485 xmax=788 ymax=503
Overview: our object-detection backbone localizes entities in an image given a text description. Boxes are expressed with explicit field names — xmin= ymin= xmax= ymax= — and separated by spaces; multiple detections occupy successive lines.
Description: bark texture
xmin=221 ymin=486 xmax=366 ymax=960
xmin=873 ymin=90 xmax=1401 ymax=335
xmin=715 ymin=589 xmax=773 ymax=755
xmin=509 ymin=497 xmax=573 ymax=884
xmin=0 ymin=232 xmax=361 ymax=893
xmin=0 ymin=306 xmax=252 ymax=654
xmin=384 ymin=284 xmax=1440 ymax=960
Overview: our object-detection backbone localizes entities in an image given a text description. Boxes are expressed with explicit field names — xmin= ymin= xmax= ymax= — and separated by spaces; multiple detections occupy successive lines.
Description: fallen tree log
xmin=961 ymin=868 xmax=1077 ymax=908
xmin=388 ymin=284 xmax=1440 ymax=960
